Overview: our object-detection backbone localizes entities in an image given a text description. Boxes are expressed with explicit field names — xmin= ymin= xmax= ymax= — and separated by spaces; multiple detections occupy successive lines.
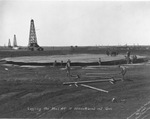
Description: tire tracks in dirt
xmin=0 ymin=86 xmax=83 ymax=117
xmin=36 ymin=89 xmax=101 ymax=118
xmin=127 ymin=100 xmax=150 ymax=119
xmin=0 ymin=90 xmax=29 ymax=105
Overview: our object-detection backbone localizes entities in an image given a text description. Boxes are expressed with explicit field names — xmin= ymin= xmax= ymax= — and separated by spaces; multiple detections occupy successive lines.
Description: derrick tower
xmin=13 ymin=34 xmax=17 ymax=47
xmin=28 ymin=19 xmax=43 ymax=51
xmin=8 ymin=39 xmax=11 ymax=47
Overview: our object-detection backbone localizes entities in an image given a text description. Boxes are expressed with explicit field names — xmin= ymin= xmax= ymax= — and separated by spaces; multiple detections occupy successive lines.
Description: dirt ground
xmin=0 ymin=53 xmax=150 ymax=118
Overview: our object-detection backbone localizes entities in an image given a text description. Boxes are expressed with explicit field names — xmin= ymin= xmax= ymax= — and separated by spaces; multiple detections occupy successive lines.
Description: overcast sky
xmin=1 ymin=0 xmax=150 ymax=46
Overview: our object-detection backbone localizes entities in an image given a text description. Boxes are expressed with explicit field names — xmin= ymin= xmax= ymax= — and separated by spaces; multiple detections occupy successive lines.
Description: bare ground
xmin=0 ymin=61 xmax=150 ymax=119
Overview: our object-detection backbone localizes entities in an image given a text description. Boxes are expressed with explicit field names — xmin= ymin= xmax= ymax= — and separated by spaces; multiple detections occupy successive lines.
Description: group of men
xmin=64 ymin=58 xmax=127 ymax=81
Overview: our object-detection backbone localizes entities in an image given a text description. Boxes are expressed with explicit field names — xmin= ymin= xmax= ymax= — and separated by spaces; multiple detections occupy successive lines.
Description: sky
xmin=1 ymin=0 xmax=150 ymax=46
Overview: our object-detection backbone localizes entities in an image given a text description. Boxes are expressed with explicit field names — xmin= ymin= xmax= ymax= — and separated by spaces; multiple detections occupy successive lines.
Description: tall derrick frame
xmin=13 ymin=35 xmax=17 ymax=47
xmin=28 ymin=19 xmax=43 ymax=51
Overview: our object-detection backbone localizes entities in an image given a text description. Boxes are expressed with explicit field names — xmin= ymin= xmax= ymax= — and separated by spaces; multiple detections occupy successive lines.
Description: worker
xmin=118 ymin=65 xmax=127 ymax=81
xmin=53 ymin=60 xmax=57 ymax=67
xmin=66 ymin=59 xmax=71 ymax=77
xmin=61 ymin=60 xmax=63 ymax=67
xmin=131 ymin=55 xmax=137 ymax=64
xmin=98 ymin=58 xmax=101 ymax=65
xmin=126 ymin=50 xmax=131 ymax=64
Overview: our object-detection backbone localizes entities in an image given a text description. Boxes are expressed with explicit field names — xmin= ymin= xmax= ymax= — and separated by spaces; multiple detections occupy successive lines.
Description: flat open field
xmin=0 ymin=50 xmax=150 ymax=118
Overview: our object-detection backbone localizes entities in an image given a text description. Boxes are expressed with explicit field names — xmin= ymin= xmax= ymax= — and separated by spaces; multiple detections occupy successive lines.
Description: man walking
xmin=119 ymin=65 xmax=127 ymax=81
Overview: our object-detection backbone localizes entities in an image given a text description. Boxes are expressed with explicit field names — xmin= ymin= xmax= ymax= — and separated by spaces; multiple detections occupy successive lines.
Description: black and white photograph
xmin=0 ymin=0 xmax=150 ymax=118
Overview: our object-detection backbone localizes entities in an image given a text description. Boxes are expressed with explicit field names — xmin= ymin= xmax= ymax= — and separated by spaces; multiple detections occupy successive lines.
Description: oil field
xmin=1 ymin=1 xmax=150 ymax=118
xmin=0 ymin=16 xmax=150 ymax=119
xmin=0 ymin=17 xmax=150 ymax=119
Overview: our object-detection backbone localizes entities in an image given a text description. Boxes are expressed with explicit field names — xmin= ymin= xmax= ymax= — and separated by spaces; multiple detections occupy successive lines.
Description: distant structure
xmin=8 ymin=39 xmax=11 ymax=47
xmin=13 ymin=35 xmax=17 ymax=47
xmin=28 ymin=19 xmax=43 ymax=51
xmin=12 ymin=34 xmax=20 ymax=50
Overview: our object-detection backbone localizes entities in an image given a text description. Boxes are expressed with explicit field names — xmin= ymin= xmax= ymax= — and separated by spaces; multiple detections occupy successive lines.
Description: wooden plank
xmin=86 ymin=72 xmax=119 ymax=75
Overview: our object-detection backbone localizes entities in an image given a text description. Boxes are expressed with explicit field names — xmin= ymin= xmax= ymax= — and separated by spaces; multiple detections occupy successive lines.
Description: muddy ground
xmin=0 ymin=61 xmax=150 ymax=119
xmin=0 ymin=49 xmax=150 ymax=118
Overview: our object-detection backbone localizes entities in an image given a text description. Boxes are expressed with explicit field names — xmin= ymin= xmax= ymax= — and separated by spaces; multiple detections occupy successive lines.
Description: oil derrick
xmin=13 ymin=35 xmax=17 ymax=47
xmin=28 ymin=19 xmax=43 ymax=51
xmin=8 ymin=39 xmax=11 ymax=47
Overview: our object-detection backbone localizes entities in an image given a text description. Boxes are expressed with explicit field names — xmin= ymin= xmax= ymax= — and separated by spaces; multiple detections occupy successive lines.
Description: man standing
xmin=98 ymin=58 xmax=101 ymax=65
xmin=61 ymin=60 xmax=63 ymax=67
xmin=53 ymin=60 xmax=57 ymax=67
xmin=66 ymin=59 xmax=71 ymax=77
xmin=126 ymin=50 xmax=131 ymax=64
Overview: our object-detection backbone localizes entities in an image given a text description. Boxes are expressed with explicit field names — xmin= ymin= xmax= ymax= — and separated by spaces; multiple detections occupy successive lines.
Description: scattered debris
xmin=112 ymin=97 xmax=117 ymax=103
xmin=4 ymin=68 xmax=8 ymax=70
xmin=120 ymin=99 xmax=126 ymax=103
